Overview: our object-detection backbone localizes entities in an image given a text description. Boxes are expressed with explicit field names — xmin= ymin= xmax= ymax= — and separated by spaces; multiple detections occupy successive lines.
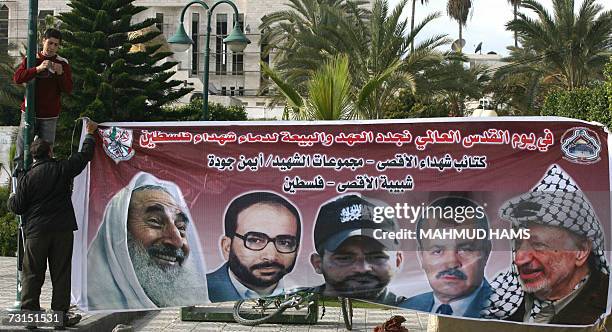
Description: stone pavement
xmin=0 ymin=257 xmax=145 ymax=331
xmin=131 ymin=304 xmax=432 ymax=332
xmin=0 ymin=255 xmax=608 ymax=332
xmin=0 ymin=256 xmax=432 ymax=331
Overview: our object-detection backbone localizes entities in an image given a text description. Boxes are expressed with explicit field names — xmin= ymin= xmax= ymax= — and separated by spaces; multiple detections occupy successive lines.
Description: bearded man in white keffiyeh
xmin=87 ymin=172 xmax=209 ymax=310
xmin=481 ymin=164 xmax=609 ymax=325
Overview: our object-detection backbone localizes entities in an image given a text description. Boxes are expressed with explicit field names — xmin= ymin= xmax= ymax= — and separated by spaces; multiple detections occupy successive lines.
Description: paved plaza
xmin=0 ymin=256 xmax=607 ymax=332
xmin=131 ymin=305 xmax=431 ymax=332
xmin=0 ymin=257 xmax=431 ymax=331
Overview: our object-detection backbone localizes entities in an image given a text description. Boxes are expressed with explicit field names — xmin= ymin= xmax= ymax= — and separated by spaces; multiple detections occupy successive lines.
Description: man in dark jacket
xmin=8 ymin=120 xmax=97 ymax=329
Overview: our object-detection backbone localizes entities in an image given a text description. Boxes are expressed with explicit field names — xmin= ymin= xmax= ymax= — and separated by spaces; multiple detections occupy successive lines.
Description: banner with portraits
xmin=73 ymin=117 xmax=611 ymax=326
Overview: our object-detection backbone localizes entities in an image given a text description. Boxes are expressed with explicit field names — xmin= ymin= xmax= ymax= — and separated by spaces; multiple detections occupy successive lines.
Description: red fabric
xmin=13 ymin=52 xmax=73 ymax=118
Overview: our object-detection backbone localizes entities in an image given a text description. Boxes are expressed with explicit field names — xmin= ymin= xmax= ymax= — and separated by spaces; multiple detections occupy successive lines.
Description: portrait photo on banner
xmin=75 ymin=119 xmax=610 ymax=327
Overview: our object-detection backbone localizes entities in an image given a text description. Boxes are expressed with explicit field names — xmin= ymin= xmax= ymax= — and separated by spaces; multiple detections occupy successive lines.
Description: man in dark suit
xmin=207 ymin=192 xmax=301 ymax=301
xmin=402 ymin=196 xmax=492 ymax=318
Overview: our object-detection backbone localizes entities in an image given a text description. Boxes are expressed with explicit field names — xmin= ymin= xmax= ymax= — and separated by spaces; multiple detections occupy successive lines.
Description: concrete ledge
xmin=0 ymin=310 xmax=151 ymax=331
xmin=70 ymin=310 xmax=151 ymax=332
xmin=181 ymin=303 xmax=319 ymax=324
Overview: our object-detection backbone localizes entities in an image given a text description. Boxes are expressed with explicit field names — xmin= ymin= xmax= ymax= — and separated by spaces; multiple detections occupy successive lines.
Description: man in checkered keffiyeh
xmin=481 ymin=164 xmax=609 ymax=325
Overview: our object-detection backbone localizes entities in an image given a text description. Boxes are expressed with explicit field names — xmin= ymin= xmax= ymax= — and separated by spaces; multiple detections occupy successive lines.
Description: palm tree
xmin=263 ymin=55 xmax=355 ymax=120
xmin=260 ymin=0 xmax=448 ymax=119
xmin=485 ymin=67 xmax=542 ymax=115
xmin=410 ymin=0 xmax=429 ymax=52
xmin=491 ymin=47 xmax=548 ymax=113
xmin=353 ymin=0 xmax=448 ymax=119
xmin=503 ymin=0 xmax=612 ymax=91
xmin=446 ymin=0 xmax=472 ymax=52
xmin=414 ymin=53 xmax=490 ymax=116
xmin=260 ymin=0 xmax=369 ymax=92
xmin=507 ymin=0 xmax=521 ymax=47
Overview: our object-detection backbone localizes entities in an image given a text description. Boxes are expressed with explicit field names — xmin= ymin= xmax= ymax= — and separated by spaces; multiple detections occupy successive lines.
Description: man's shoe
xmin=21 ymin=309 xmax=38 ymax=330
xmin=54 ymin=313 xmax=81 ymax=330
xmin=65 ymin=313 xmax=81 ymax=327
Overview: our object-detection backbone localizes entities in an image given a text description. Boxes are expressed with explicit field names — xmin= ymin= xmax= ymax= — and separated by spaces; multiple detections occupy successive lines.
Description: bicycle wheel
xmin=340 ymin=297 xmax=353 ymax=330
xmin=232 ymin=297 xmax=291 ymax=326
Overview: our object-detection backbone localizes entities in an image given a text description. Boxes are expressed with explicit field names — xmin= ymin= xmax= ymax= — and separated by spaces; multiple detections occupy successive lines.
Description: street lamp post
xmin=24 ymin=1 xmax=37 ymax=170
xmin=8 ymin=0 xmax=39 ymax=311
xmin=168 ymin=0 xmax=250 ymax=120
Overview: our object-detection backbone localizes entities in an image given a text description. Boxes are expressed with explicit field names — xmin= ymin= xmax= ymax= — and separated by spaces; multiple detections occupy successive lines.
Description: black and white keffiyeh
xmin=530 ymin=298 xmax=554 ymax=320
xmin=481 ymin=164 xmax=609 ymax=319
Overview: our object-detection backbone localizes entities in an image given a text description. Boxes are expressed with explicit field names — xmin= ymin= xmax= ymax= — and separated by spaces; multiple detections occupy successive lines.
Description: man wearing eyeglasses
xmin=207 ymin=191 xmax=301 ymax=302
xmin=309 ymin=194 xmax=406 ymax=306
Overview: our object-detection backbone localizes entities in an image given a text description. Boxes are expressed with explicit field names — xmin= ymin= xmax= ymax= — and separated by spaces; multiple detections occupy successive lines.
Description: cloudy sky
xmin=387 ymin=0 xmax=612 ymax=55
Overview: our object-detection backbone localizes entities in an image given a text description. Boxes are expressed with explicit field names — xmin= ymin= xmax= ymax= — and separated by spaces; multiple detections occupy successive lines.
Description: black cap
xmin=313 ymin=194 xmax=399 ymax=253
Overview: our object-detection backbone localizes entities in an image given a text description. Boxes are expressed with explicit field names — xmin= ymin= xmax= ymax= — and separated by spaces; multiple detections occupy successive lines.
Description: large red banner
xmin=73 ymin=118 xmax=611 ymax=326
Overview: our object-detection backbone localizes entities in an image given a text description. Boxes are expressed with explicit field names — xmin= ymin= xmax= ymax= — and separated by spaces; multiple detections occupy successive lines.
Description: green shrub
xmin=157 ymin=99 xmax=248 ymax=121
xmin=207 ymin=102 xmax=248 ymax=121
xmin=541 ymin=83 xmax=611 ymax=130
xmin=0 ymin=186 xmax=17 ymax=257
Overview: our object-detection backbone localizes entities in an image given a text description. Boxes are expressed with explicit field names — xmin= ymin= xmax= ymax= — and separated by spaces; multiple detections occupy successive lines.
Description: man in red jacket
xmin=13 ymin=28 xmax=72 ymax=173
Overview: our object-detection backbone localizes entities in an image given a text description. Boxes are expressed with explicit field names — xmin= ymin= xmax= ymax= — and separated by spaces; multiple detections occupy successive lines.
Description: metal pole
xmin=202 ymin=11 xmax=212 ymax=121
xmin=8 ymin=176 xmax=24 ymax=312
xmin=9 ymin=0 xmax=38 ymax=311
xmin=203 ymin=0 xmax=243 ymax=120
xmin=24 ymin=0 xmax=37 ymax=169
xmin=175 ymin=1 xmax=243 ymax=121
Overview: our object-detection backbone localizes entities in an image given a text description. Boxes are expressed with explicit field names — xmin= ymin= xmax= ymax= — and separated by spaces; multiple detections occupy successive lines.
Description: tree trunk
xmin=514 ymin=5 xmax=518 ymax=47
xmin=459 ymin=23 xmax=463 ymax=52
xmin=411 ymin=0 xmax=416 ymax=53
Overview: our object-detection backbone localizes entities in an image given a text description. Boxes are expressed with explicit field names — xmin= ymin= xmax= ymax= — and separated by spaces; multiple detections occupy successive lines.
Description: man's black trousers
xmin=21 ymin=231 xmax=73 ymax=312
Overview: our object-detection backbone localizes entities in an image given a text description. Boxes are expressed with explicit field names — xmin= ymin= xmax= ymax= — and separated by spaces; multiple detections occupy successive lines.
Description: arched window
xmin=0 ymin=5 xmax=8 ymax=50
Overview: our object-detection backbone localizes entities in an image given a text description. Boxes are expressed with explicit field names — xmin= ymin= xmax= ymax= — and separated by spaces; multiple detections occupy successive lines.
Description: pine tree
xmin=55 ymin=0 xmax=192 ymax=156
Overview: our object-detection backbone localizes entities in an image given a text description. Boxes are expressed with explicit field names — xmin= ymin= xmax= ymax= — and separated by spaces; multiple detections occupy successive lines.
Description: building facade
xmin=1 ymin=1 xmax=376 ymax=119
xmin=466 ymin=53 xmax=505 ymax=72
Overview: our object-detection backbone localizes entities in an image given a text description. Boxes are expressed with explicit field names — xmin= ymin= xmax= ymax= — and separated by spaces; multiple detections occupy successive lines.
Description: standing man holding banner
xmin=8 ymin=119 xmax=97 ymax=329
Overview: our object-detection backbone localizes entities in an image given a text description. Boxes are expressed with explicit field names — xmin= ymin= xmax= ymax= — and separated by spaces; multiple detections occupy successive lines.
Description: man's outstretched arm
xmin=65 ymin=120 xmax=98 ymax=178
xmin=8 ymin=176 xmax=28 ymax=215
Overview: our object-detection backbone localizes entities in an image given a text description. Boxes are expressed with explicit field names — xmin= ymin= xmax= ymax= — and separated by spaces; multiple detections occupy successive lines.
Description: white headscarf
xmin=87 ymin=172 xmax=208 ymax=310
